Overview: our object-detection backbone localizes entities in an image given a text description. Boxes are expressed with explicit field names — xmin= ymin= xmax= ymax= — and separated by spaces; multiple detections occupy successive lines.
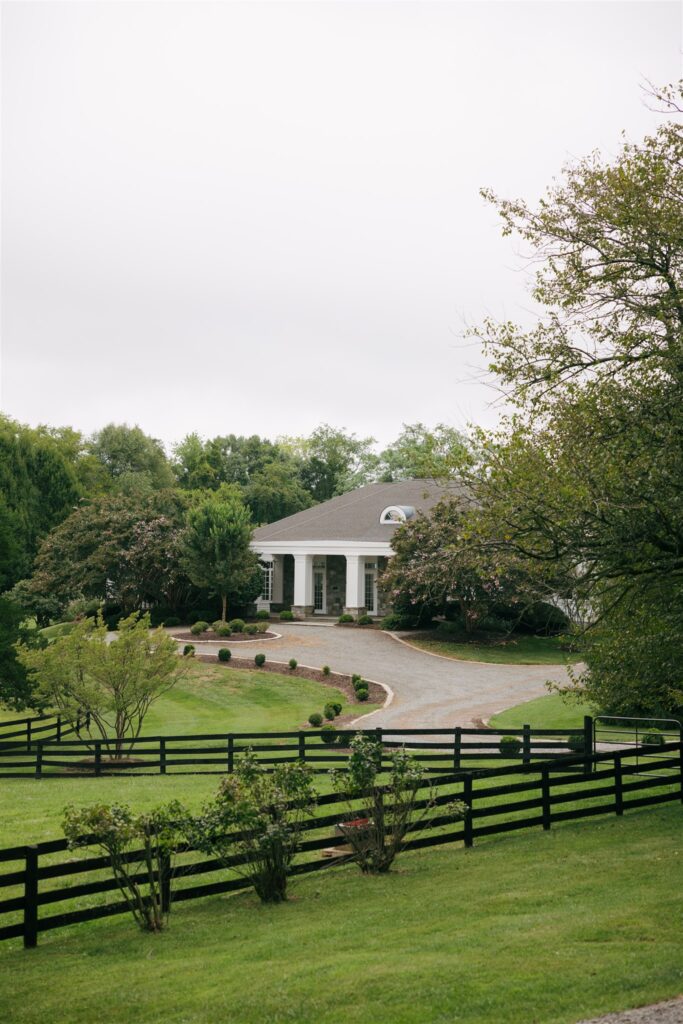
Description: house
xmin=251 ymin=479 xmax=458 ymax=619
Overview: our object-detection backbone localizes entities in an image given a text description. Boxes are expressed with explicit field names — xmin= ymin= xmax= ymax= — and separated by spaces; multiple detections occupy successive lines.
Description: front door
xmin=313 ymin=567 xmax=326 ymax=613
xmin=364 ymin=563 xmax=377 ymax=616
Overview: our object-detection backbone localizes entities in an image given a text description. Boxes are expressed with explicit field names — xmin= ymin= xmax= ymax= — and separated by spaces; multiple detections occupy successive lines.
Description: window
xmin=261 ymin=562 xmax=273 ymax=602
xmin=379 ymin=505 xmax=416 ymax=525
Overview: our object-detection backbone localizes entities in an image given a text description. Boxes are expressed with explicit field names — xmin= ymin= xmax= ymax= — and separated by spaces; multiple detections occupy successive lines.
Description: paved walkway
xmin=187 ymin=623 xmax=573 ymax=729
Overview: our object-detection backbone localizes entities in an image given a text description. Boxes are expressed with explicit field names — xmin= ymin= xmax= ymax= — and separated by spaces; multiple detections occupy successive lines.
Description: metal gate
xmin=593 ymin=715 xmax=682 ymax=777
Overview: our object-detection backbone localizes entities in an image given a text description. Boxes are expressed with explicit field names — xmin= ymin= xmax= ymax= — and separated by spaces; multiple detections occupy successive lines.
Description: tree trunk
xmin=221 ymin=593 xmax=228 ymax=623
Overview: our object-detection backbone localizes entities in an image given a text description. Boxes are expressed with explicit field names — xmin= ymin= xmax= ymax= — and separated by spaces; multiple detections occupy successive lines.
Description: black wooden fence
xmin=0 ymin=720 xmax=596 ymax=777
xmin=1 ymin=740 xmax=680 ymax=948
xmin=0 ymin=713 xmax=83 ymax=750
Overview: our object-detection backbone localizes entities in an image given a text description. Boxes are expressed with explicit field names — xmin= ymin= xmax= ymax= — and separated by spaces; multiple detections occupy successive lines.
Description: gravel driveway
xmin=577 ymin=998 xmax=683 ymax=1024
xmin=186 ymin=623 xmax=573 ymax=729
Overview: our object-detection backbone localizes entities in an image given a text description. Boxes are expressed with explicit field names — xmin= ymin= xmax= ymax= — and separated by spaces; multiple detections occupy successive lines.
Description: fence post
xmin=160 ymin=852 xmax=171 ymax=915
xmin=23 ymin=846 xmax=39 ymax=949
xmin=86 ymin=711 xmax=91 ymax=732
xmin=34 ymin=743 xmax=43 ymax=779
xmin=453 ymin=727 xmax=462 ymax=772
xmin=159 ymin=738 xmax=166 ymax=776
xmin=56 ymin=717 xmax=62 ymax=743
xmin=583 ymin=716 xmax=593 ymax=776
xmin=541 ymin=767 xmax=551 ymax=831
xmin=375 ymin=728 xmax=383 ymax=770
xmin=26 ymin=718 xmax=32 ymax=752
xmin=298 ymin=731 xmax=306 ymax=762
xmin=679 ymin=737 xmax=683 ymax=805
xmin=463 ymin=775 xmax=474 ymax=848
xmin=227 ymin=735 xmax=234 ymax=773
xmin=95 ymin=741 xmax=102 ymax=777
xmin=522 ymin=724 xmax=531 ymax=767
xmin=614 ymin=753 xmax=623 ymax=816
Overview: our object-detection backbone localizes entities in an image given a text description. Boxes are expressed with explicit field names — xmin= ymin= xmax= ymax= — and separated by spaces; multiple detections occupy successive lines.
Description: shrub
xmin=256 ymin=609 xmax=270 ymax=620
xmin=321 ymin=724 xmax=337 ymax=744
xmin=164 ymin=616 xmax=181 ymax=628
xmin=353 ymin=677 xmax=368 ymax=692
xmin=218 ymin=648 xmax=231 ymax=662
xmin=338 ymin=730 xmax=354 ymax=747
xmin=211 ymin=620 xmax=224 ymax=633
xmin=380 ymin=613 xmax=414 ymax=631
xmin=356 ymin=687 xmax=369 ymax=702
xmin=244 ymin=623 xmax=258 ymax=635
xmin=183 ymin=644 xmax=195 ymax=657
xmin=190 ymin=621 xmax=209 ymax=636
xmin=228 ymin=618 xmax=246 ymax=634
xmin=331 ymin=701 xmax=343 ymax=715
xmin=256 ymin=622 xmax=269 ymax=633
xmin=338 ymin=613 xmax=355 ymax=624
xmin=308 ymin=712 xmax=323 ymax=727
xmin=288 ymin=658 xmax=298 ymax=671
xmin=499 ymin=735 xmax=522 ymax=756
xmin=642 ymin=730 xmax=665 ymax=747
xmin=280 ymin=610 xmax=294 ymax=621
xmin=351 ymin=673 xmax=362 ymax=686
xmin=188 ymin=610 xmax=216 ymax=625
xmin=357 ymin=614 xmax=373 ymax=626
xmin=567 ymin=734 xmax=586 ymax=754
xmin=216 ymin=624 xmax=232 ymax=637
xmin=254 ymin=653 xmax=266 ymax=667
xmin=322 ymin=665 xmax=331 ymax=676
xmin=323 ymin=704 xmax=336 ymax=720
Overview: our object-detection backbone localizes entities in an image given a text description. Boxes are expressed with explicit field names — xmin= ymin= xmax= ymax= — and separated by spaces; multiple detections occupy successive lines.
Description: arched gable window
xmin=379 ymin=505 xmax=416 ymax=525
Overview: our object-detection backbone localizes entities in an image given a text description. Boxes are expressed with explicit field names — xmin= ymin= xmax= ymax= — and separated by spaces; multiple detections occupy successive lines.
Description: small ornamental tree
xmin=18 ymin=612 xmax=186 ymax=758
xmin=181 ymin=494 xmax=262 ymax=623
xmin=63 ymin=801 xmax=186 ymax=933
xmin=185 ymin=752 xmax=316 ymax=903
xmin=331 ymin=734 xmax=466 ymax=874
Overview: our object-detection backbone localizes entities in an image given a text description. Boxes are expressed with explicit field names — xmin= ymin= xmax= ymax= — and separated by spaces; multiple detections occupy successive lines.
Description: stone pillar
xmin=344 ymin=553 xmax=366 ymax=617
xmin=292 ymin=553 xmax=314 ymax=618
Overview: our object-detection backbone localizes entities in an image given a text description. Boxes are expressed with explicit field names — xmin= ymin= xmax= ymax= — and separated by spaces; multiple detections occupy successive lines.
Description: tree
xmin=172 ymin=432 xmax=290 ymax=490
xmin=378 ymin=423 xmax=468 ymax=481
xmin=0 ymin=597 xmax=45 ymax=711
xmin=88 ymin=423 xmax=174 ymax=491
xmin=242 ymin=462 xmax=313 ymax=524
xmin=18 ymin=612 xmax=186 ymax=757
xmin=279 ymin=424 xmax=378 ymax=501
xmin=181 ymin=494 xmax=262 ymax=622
xmin=184 ymin=753 xmax=316 ymax=903
xmin=466 ymin=80 xmax=683 ymax=710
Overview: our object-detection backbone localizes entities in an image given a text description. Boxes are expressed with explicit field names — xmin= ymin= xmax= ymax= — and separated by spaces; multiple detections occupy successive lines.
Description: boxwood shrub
xmin=228 ymin=618 xmax=246 ymax=634
xmin=183 ymin=644 xmax=195 ymax=657
xmin=256 ymin=609 xmax=270 ymax=620
xmin=280 ymin=610 xmax=294 ymax=621
xmin=288 ymin=658 xmax=298 ymax=671
xmin=320 ymin=724 xmax=337 ymax=744
xmin=308 ymin=712 xmax=323 ymax=727
xmin=499 ymin=735 xmax=522 ymax=756
xmin=190 ymin=621 xmax=209 ymax=636
xmin=254 ymin=653 xmax=266 ymax=667
xmin=355 ymin=687 xmax=369 ymax=702
xmin=218 ymin=648 xmax=231 ymax=662
xmin=338 ymin=613 xmax=354 ymax=624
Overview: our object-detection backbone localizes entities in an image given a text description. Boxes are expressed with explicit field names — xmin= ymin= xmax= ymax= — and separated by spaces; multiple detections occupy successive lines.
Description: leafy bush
xmin=279 ymin=610 xmax=294 ymax=621
xmin=351 ymin=673 xmax=362 ymax=685
xmin=190 ymin=621 xmax=209 ymax=636
xmin=357 ymin=614 xmax=373 ymax=626
xmin=183 ymin=644 xmax=195 ymax=657
xmin=499 ymin=735 xmax=522 ymax=756
xmin=353 ymin=677 xmax=368 ymax=692
xmin=228 ymin=619 xmax=246 ymax=634
xmin=164 ymin=616 xmax=181 ymax=628
xmin=323 ymin=704 xmax=336 ymax=721
xmin=288 ymin=658 xmax=298 ymax=671
xmin=63 ymin=802 xmax=186 ymax=932
xmin=331 ymin=701 xmax=342 ymax=715
xmin=211 ymin=620 xmax=224 ymax=633
xmin=256 ymin=622 xmax=269 ymax=633
xmin=254 ymin=653 xmax=266 ymax=667
xmin=256 ymin=609 xmax=270 ymax=620
xmin=338 ymin=730 xmax=354 ymax=747
xmin=380 ymin=613 xmax=414 ymax=631
xmin=321 ymin=724 xmax=337 ymax=744
xmin=642 ymin=730 xmax=665 ymax=747
xmin=188 ymin=610 xmax=216 ymax=625
xmin=356 ymin=687 xmax=369 ymax=702
xmin=244 ymin=623 xmax=258 ymax=635
xmin=218 ymin=648 xmax=231 ymax=663
xmin=338 ymin=613 xmax=355 ymax=624
xmin=308 ymin=712 xmax=323 ymax=727
xmin=184 ymin=753 xmax=316 ymax=903
xmin=567 ymin=734 xmax=585 ymax=754
xmin=322 ymin=665 xmax=331 ymax=676
xmin=216 ymin=624 xmax=232 ymax=637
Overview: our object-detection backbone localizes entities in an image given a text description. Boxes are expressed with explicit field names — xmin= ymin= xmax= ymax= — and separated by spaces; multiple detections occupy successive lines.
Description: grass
xmin=0 ymin=804 xmax=681 ymax=1023
xmin=489 ymin=692 xmax=596 ymax=731
xmin=407 ymin=631 xmax=582 ymax=664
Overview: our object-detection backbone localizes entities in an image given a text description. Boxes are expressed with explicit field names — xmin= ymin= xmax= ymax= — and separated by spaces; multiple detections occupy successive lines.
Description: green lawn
xmin=0 ymin=805 xmax=681 ymax=1024
xmin=490 ymin=692 xmax=596 ymax=731
xmin=408 ymin=632 xmax=582 ymax=664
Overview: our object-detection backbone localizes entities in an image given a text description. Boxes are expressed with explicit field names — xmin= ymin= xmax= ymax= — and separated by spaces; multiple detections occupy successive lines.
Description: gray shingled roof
xmin=252 ymin=480 xmax=463 ymax=544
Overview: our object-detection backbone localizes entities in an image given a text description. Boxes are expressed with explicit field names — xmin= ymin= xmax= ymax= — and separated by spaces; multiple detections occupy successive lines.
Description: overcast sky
xmin=1 ymin=1 xmax=681 ymax=450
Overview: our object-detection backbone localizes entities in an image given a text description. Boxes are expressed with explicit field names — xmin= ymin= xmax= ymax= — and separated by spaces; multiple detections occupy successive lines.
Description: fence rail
xmin=0 ymin=719 xmax=601 ymax=777
xmin=0 ymin=713 xmax=85 ymax=749
xmin=0 ymin=740 xmax=680 ymax=948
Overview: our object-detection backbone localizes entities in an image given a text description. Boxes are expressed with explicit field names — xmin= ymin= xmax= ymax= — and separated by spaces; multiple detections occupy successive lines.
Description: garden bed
xmin=172 ymin=631 xmax=279 ymax=643
xmin=196 ymin=654 xmax=385 ymax=707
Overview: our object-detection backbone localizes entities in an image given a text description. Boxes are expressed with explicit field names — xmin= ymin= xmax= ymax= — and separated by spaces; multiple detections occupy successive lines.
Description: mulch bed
xmin=173 ymin=631 xmax=278 ymax=642
xmin=196 ymin=653 xmax=385 ymax=710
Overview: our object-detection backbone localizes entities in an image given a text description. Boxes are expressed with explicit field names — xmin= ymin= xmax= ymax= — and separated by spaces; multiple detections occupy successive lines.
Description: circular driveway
xmin=187 ymin=623 xmax=573 ymax=729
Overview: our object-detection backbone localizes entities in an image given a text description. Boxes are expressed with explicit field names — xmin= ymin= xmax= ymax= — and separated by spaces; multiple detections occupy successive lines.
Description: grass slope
xmin=406 ymin=632 xmax=581 ymax=665
xmin=490 ymin=693 xmax=596 ymax=731
xmin=0 ymin=805 xmax=681 ymax=1024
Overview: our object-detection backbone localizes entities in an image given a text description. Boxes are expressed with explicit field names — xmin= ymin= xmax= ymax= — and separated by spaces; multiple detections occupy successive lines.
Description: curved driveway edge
xmin=184 ymin=622 xmax=572 ymax=730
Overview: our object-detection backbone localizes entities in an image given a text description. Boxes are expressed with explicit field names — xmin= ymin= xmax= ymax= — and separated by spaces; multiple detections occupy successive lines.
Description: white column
xmin=271 ymin=554 xmax=284 ymax=604
xmin=293 ymin=553 xmax=314 ymax=610
xmin=345 ymin=554 xmax=365 ymax=613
